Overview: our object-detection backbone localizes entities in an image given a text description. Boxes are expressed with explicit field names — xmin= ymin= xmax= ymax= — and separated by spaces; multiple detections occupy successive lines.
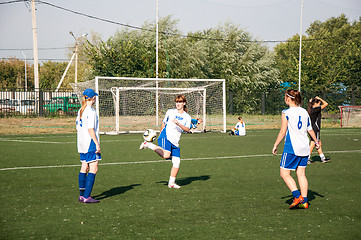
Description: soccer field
xmin=1 ymin=128 xmax=361 ymax=239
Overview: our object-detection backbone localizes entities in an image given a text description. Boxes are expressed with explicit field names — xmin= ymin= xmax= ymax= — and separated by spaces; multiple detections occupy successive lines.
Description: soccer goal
xmin=338 ymin=106 xmax=361 ymax=127
xmin=72 ymin=77 xmax=226 ymax=134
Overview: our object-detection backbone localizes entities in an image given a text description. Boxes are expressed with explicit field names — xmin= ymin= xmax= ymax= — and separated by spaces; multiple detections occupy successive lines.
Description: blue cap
xmin=83 ymin=89 xmax=98 ymax=99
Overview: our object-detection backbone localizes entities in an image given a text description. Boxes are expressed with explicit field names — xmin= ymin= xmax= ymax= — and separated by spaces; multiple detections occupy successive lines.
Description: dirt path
xmin=0 ymin=115 xmax=340 ymax=136
xmin=0 ymin=117 xmax=76 ymax=135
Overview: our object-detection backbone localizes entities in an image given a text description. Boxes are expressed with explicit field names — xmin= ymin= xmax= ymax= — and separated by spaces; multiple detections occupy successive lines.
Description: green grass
xmin=1 ymin=128 xmax=361 ymax=239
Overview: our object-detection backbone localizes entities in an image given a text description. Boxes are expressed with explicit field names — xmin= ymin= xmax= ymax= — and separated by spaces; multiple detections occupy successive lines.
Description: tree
xmin=39 ymin=61 xmax=68 ymax=89
xmin=275 ymin=15 xmax=361 ymax=93
xmin=82 ymin=18 xmax=279 ymax=114
xmin=0 ymin=58 xmax=34 ymax=89
xmin=187 ymin=22 xmax=280 ymax=113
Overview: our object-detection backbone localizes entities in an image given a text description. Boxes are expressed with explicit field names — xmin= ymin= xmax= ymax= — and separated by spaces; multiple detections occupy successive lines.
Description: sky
xmin=0 ymin=0 xmax=360 ymax=63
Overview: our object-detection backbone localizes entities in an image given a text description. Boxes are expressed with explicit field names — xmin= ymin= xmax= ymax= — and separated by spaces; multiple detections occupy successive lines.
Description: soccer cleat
xmin=289 ymin=195 xmax=304 ymax=209
xmin=139 ymin=141 xmax=148 ymax=150
xmin=83 ymin=197 xmax=100 ymax=203
xmin=298 ymin=202 xmax=309 ymax=209
xmin=321 ymin=157 xmax=331 ymax=163
xmin=307 ymin=160 xmax=315 ymax=164
xmin=78 ymin=196 xmax=85 ymax=202
xmin=168 ymin=183 xmax=181 ymax=189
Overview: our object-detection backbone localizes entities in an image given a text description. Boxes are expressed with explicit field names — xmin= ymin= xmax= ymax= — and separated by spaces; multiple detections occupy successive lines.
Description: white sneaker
xmin=168 ymin=183 xmax=181 ymax=189
xmin=139 ymin=141 xmax=148 ymax=150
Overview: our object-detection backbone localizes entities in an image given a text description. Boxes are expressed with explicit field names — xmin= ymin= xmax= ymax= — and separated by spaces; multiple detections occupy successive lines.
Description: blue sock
xmin=84 ymin=173 xmax=96 ymax=199
xmin=78 ymin=172 xmax=86 ymax=197
xmin=303 ymin=197 xmax=308 ymax=203
xmin=292 ymin=190 xmax=301 ymax=198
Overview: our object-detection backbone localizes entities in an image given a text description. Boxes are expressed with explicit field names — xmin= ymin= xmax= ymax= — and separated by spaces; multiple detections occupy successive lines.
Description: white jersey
xmin=160 ymin=109 xmax=191 ymax=147
xmin=235 ymin=121 xmax=246 ymax=135
xmin=282 ymin=107 xmax=312 ymax=156
xmin=76 ymin=106 xmax=100 ymax=153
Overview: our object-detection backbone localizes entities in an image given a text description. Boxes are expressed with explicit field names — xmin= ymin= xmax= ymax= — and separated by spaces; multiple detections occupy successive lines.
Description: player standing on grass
xmin=139 ymin=95 xmax=191 ymax=189
xmin=76 ymin=89 xmax=101 ymax=203
xmin=272 ymin=89 xmax=319 ymax=209
xmin=307 ymin=96 xmax=331 ymax=164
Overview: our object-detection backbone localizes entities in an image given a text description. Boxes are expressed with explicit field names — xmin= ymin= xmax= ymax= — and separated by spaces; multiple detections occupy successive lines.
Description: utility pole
xmin=70 ymin=32 xmax=87 ymax=86
xmin=156 ymin=0 xmax=159 ymax=79
xmin=298 ymin=0 xmax=304 ymax=92
xmin=31 ymin=0 xmax=39 ymax=91
xmin=55 ymin=32 xmax=87 ymax=92
xmin=21 ymin=52 xmax=27 ymax=91
xmin=155 ymin=0 xmax=159 ymax=126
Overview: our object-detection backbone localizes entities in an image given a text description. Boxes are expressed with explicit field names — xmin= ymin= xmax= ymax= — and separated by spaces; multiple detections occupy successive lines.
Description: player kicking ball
xmin=139 ymin=95 xmax=191 ymax=189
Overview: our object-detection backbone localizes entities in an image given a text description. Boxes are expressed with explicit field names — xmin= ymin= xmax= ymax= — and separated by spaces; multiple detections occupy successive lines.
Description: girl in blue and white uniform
xmin=76 ymin=89 xmax=101 ymax=203
xmin=139 ymin=95 xmax=191 ymax=189
xmin=230 ymin=116 xmax=246 ymax=136
xmin=272 ymin=89 xmax=319 ymax=209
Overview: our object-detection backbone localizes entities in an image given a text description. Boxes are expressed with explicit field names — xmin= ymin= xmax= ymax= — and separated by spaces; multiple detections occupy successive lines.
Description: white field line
xmin=0 ymin=150 xmax=360 ymax=171
xmin=0 ymin=139 xmax=73 ymax=144
xmin=0 ymin=139 xmax=140 ymax=144
xmin=1 ymin=132 xmax=360 ymax=144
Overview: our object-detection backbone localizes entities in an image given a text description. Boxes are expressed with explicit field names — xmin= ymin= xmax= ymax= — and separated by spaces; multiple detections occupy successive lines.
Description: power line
xmin=1 ymin=0 xmax=345 ymax=52
xmin=37 ymin=0 xmax=146 ymax=31
xmin=35 ymin=0 xmax=284 ymax=43
xmin=0 ymin=0 xmax=25 ymax=5
xmin=0 ymin=57 xmax=80 ymax=61
xmin=0 ymin=47 xmax=73 ymax=51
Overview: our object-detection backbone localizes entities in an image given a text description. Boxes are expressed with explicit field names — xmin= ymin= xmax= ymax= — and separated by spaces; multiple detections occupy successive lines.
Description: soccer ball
xmin=143 ymin=129 xmax=157 ymax=142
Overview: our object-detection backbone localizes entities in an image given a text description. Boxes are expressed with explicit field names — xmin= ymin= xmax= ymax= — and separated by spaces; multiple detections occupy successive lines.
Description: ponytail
xmin=285 ymin=89 xmax=302 ymax=106
xmin=79 ymin=96 xmax=87 ymax=119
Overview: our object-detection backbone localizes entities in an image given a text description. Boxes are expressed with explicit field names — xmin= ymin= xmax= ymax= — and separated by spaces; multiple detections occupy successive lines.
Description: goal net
xmin=338 ymin=106 xmax=361 ymax=127
xmin=71 ymin=77 xmax=226 ymax=134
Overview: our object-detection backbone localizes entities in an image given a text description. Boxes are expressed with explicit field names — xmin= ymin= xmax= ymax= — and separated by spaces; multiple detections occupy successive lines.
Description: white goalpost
xmin=338 ymin=106 xmax=361 ymax=128
xmin=72 ymin=77 xmax=226 ymax=134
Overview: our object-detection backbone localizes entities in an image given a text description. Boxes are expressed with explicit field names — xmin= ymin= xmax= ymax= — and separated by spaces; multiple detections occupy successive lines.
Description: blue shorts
xmin=280 ymin=152 xmax=308 ymax=170
xmin=80 ymin=151 xmax=101 ymax=163
xmin=235 ymin=130 xmax=246 ymax=136
xmin=158 ymin=137 xmax=180 ymax=158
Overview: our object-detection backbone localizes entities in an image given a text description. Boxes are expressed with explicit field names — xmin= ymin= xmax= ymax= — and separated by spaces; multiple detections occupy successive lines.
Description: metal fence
xmin=1 ymin=88 xmax=360 ymax=117
xmin=0 ymin=89 xmax=80 ymax=117
xmin=227 ymin=89 xmax=361 ymax=115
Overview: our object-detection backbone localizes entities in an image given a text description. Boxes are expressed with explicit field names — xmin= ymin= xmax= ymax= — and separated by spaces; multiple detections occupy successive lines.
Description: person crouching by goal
xmin=139 ymin=95 xmax=192 ymax=189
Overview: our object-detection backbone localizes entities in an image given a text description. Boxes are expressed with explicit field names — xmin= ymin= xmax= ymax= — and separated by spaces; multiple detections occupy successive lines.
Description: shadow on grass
xmin=157 ymin=175 xmax=211 ymax=187
xmin=310 ymin=155 xmax=332 ymax=163
xmin=282 ymin=189 xmax=325 ymax=205
xmin=93 ymin=184 xmax=141 ymax=200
